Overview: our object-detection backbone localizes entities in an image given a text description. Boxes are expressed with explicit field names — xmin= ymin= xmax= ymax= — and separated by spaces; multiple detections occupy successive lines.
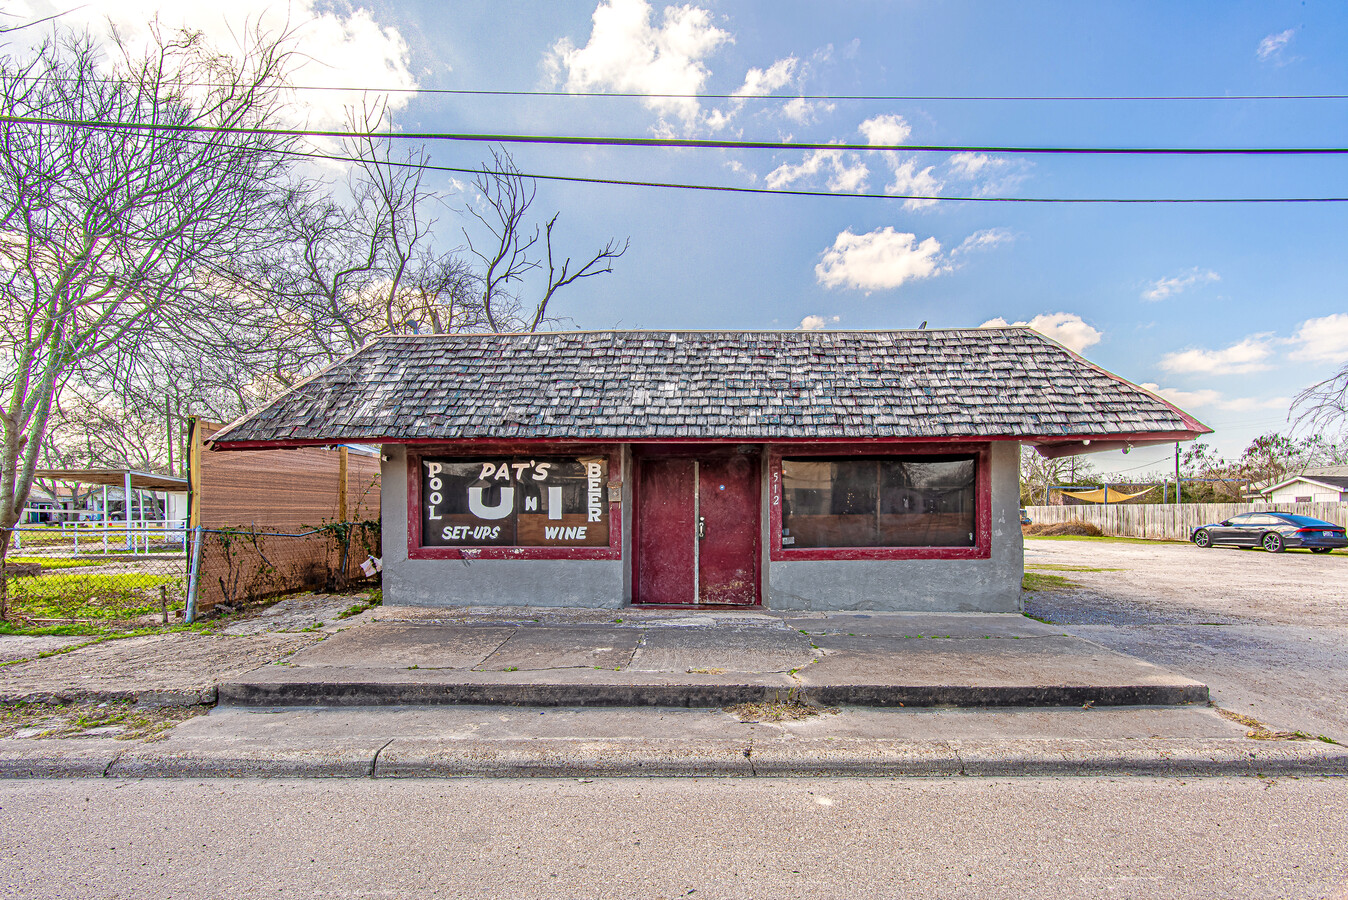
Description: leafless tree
xmin=1019 ymin=445 xmax=1096 ymax=506
xmin=0 ymin=24 xmax=297 ymax=610
xmin=465 ymin=147 xmax=628 ymax=332
xmin=1292 ymin=367 xmax=1348 ymax=439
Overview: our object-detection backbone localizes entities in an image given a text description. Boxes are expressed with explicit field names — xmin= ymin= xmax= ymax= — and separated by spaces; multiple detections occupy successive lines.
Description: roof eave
xmin=209 ymin=428 xmax=1210 ymax=452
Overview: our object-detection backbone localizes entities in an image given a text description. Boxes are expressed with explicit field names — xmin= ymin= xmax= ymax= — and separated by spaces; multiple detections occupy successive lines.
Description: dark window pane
xmin=781 ymin=456 xmax=976 ymax=549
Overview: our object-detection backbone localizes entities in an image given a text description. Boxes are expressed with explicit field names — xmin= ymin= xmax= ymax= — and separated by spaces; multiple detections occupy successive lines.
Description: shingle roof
xmin=208 ymin=329 xmax=1209 ymax=446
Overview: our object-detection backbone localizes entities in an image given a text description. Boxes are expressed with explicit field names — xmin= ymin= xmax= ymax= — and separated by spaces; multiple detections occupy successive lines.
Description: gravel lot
xmin=1024 ymin=537 xmax=1348 ymax=741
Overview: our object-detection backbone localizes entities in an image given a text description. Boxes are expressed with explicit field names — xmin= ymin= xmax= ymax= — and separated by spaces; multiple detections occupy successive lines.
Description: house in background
xmin=1261 ymin=474 xmax=1348 ymax=504
xmin=209 ymin=329 xmax=1208 ymax=614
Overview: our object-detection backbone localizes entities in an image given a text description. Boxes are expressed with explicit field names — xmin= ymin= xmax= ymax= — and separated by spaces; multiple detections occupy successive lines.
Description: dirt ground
xmin=0 ymin=592 xmax=379 ymax=706
xmin=1025 ymin=537 xmax=1348 ymax=741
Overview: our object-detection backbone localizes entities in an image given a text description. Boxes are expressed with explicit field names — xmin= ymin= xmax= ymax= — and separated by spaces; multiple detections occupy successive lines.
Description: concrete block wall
xmin=382 ymin=442 xmax=1024 ymax=612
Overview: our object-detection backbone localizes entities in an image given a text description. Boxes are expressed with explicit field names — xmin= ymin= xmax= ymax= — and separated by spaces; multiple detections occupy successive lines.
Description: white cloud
xmin=724 ymin=159 xmax=756 ymax=182
xmin=884 ymin=159 xmax=942 ymax=209
xmin=23 ymin=0 xmax=418 ymax=130
xmin=1219 ymin=395 xmax=1292 ymax=413
xmin=947 ymin=152 xmax=1000 ymax=179
xmin=798 ymin=314 xmax=840 ymax=331
xmin=781 ymin=96 xmax=833 ymax=124
xmin=1257 ymin=29 xmax=1295 ymax=62
xmin=815 ymin=228 xmax=945 ymax=292
xmin=1139 ymin=384 xmax=1290 ymax=413
xmin=547 ymin=0 xmax=731 ymax=128
xmin=855 ymin=114 xmax=944 ymax=209
xmin=733 ymin=57 xmax=796 ymax=97
xmin=1289 ymin=313 xmax=1348 ymax=363
xmin=765 ymin=148 xmax=868 ymax=192
xmin=1159 ymin=335 xmax=1275 ymax=375
xmin=1139 ymin=384 xmax=1223 ymax=409
xmin=953 ymin=228 xmax=1013 ymax=256
xmin=858 ymin=114 xmax=912 ymax=147
xmin=980 ymin=313 xmax=1103 ymax=355
xmin=1142 ymin=268 xmax=1220 ymax=301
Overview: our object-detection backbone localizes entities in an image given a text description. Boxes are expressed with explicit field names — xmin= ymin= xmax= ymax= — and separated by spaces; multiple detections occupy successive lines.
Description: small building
xmin=209 ymin=329 xmax=1207 ymax=613
xmin=1263 ymin=474 xmax=1348 ymax=504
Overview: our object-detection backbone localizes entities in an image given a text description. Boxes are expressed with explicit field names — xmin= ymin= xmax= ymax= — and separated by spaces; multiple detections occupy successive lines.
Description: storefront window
xmin=780 ymin=456 xmax=976 ymax=548
xmin=420 ymin=456 xmax=609 ymax=548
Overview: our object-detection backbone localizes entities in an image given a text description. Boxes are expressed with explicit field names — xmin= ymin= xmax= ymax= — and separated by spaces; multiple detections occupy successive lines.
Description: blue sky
xmin=21 ymin=0 xmax=1348 ymax=477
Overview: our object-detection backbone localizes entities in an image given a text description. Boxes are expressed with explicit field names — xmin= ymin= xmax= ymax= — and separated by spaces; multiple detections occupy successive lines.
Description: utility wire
xmin=265 ymin=139 xmax=1348 ymax=203
xmin=4 ymin=114 xmax=1348 ymax=155
xmin=13 ymin=74 xmax=1348 ymax=102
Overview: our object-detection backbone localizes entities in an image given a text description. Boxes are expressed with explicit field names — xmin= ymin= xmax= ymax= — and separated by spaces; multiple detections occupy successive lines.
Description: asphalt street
xmin=4 ymin=776 xmax=1346 ymax=900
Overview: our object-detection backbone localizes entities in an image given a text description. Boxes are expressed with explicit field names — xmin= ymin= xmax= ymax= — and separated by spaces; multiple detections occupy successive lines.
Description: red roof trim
xmin=212 ymin=430 xmax=1207 ymax=452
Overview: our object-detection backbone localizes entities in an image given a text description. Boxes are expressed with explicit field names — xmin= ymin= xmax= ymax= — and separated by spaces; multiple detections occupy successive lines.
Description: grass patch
xmin=336 ymin=589 xmax=382 ymax=620
xmin=726 ymin=697 xmax=837 ymax=723
xmin=1022 ymin=571 xmax=1079 ymax=592
xmin=6 ymin=556 xmax=114 ymax=571
xmin=6 ymin=572 xmax=184 ymax=621
xmin=1026 ymin=564 xmax=1123 ymax=573
xmin=1025 ymin=534 xmax=1187 ymax=545
xmin=0 ymin=700 xmax=206 ymax=741
xmin=1213 ymin=707 xmax=1337 ymax=743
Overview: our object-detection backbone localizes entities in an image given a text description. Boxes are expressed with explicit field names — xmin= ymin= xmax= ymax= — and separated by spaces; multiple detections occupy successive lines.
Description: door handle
xmin=698 ymin=516 xmax=706 ymax=539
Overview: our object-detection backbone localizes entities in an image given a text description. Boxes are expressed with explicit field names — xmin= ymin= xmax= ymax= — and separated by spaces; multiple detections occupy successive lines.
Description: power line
xmin=273 ymin=140 xmax=1348 ymax=203
xmin=16 ymin=75 xmax=1348 ymax=102
xmin=4 ymin=114 xmax=1348 ymax=155
xmin=285 ymin=88 xmax=1348 ymax=102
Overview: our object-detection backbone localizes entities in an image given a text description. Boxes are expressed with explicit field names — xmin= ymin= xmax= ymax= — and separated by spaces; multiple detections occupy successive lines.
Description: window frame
xmin=769 ymin=443 xmax=992 ymax=561
xmin=407 ymin=445 xmax=623 ymax=560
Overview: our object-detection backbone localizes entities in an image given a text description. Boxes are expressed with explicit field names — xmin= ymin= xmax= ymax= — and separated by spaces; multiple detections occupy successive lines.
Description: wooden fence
xmin=1023 ymin=502 xmax=1348 ymax=542
xmin=188 ymin=419 xmax=380 ymax=529
xmin=186 ymin=419 xmax=383 ymax=612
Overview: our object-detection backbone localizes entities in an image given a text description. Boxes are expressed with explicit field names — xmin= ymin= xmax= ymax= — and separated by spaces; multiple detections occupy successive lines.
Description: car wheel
xmin=1193 ymin=529 xmax=1213 ymax=548
xmin=1262 ymin=532 xmax=1285 ymax=553
xmin=1311 ymin=547 xmax=1332 ymax=554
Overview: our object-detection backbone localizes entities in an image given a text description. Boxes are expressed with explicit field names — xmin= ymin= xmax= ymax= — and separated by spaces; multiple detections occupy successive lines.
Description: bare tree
xmin=0 ymin=25 xmax=297 ymax=611
xmin=1019 ymin=446 xmax=1095 ymax=506
xmin=1292 ymin=367 xmax=1348 ymax=438
xmin=466 ymin=147 xmax=628 ymax=332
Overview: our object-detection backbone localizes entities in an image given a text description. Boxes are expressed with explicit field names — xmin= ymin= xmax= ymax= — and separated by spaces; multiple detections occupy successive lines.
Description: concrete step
xmin=218 ymin=620 xmax=1208 ymax=708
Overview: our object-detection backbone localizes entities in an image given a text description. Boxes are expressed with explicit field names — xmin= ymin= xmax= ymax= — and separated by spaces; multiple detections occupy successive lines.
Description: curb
xmin=3 ymin=738 xmax=1343 ymax=779
xmin=216 ymin=681 xmax=1209 ymax=709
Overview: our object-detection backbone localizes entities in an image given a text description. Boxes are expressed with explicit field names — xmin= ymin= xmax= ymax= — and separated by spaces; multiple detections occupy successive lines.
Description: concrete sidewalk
xmin=5 ymin=605 xmax=1347 ymax=779
xmin=218 ymin=607 xmax=1209 ymax=709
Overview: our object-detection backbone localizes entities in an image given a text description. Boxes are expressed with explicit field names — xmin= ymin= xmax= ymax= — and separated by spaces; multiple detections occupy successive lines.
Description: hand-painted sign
xmin=421 ymin=457 xmax=609 ymax=547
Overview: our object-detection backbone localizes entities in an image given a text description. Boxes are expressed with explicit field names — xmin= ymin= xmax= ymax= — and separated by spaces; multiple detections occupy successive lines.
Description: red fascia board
xmin=211 ymin=430 xmax=1206 ymax=452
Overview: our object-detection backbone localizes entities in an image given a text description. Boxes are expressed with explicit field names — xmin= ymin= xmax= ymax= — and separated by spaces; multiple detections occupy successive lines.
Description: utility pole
xmin=1174 ymin=442 xmax=1181 ymax=505
xmin=165 ymin=396 xmax=174 ymax=476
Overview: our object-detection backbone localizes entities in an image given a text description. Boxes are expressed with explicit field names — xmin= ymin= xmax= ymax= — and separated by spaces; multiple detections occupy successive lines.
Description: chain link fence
xmin=1 ymin=524 xmax=189 ymax=625
xmin=191 ymin=522 xmax=382 ymax=616
xmin=1 ymin=521 xmax=381 ymax=625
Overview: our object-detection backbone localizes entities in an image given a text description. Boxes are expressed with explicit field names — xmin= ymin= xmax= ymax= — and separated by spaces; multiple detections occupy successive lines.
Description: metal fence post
xmin=185 ymin=525 xmax=204 ymax=624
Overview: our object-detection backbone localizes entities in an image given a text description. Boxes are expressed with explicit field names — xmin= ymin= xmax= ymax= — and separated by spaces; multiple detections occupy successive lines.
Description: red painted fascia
xmin=406 ymin=445 xmax=622 ymax=561
xmin=211 ymin=430 xmax=1205 ymax=452
xmin=767 ymin=442 xmax=993 ymax=562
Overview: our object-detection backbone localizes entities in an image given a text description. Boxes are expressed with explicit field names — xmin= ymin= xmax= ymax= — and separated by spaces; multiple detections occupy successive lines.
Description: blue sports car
xmin=1191 ymin=512 xmax=1348 ymax=553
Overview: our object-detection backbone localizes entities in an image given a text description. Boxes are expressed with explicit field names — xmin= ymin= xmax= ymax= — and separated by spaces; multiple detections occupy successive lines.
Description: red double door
xmin=635 ymin=451 xmax=761 ymax=606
